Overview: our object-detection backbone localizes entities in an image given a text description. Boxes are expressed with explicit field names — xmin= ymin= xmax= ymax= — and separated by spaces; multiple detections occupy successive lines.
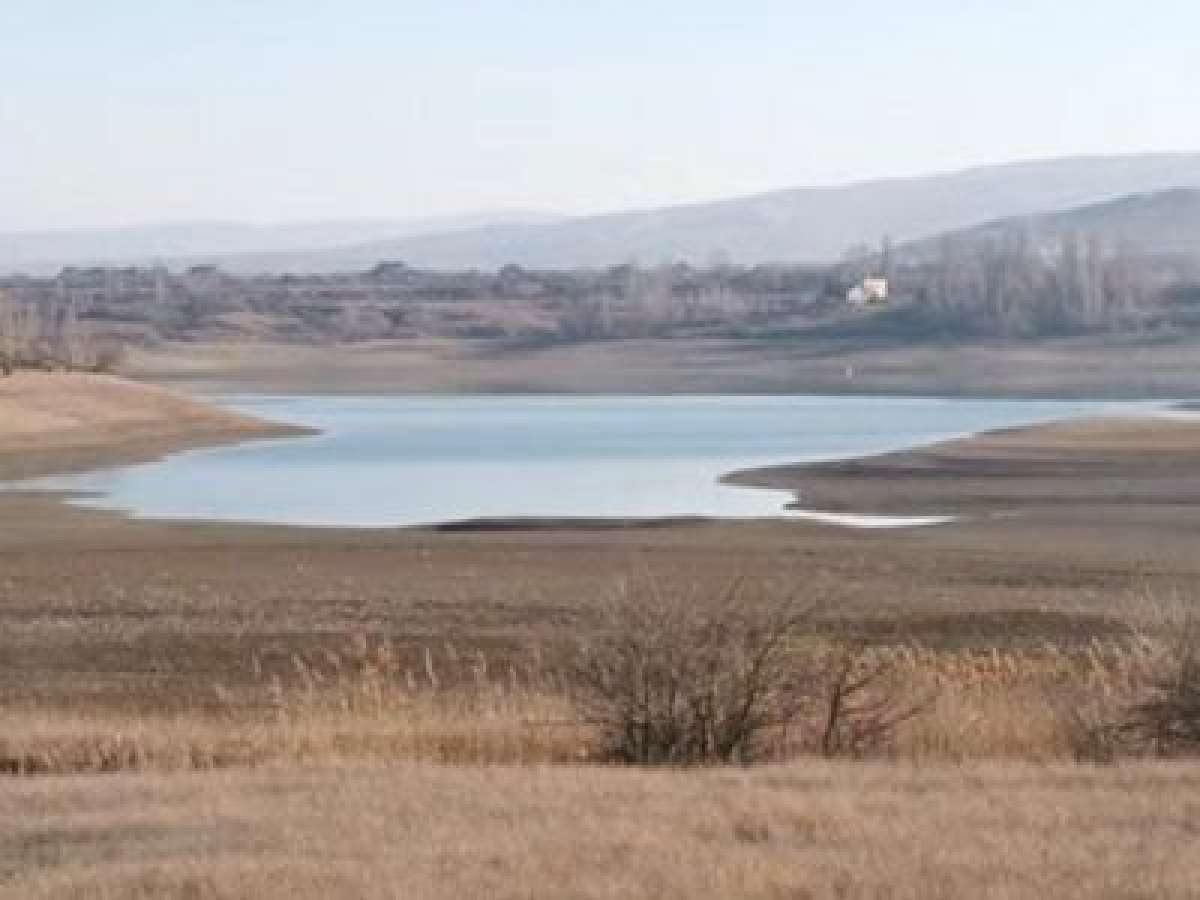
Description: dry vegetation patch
xmin=2 ymin=762 xmax=1198 ymax=899
xmin=0 ymin=627 xmax=1190 ymax=774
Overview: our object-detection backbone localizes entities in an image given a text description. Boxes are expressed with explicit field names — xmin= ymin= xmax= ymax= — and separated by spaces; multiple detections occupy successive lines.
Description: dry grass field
xmin=3 ymin=762 xmax=1198 ymax=899
xmin=0 ymin=635 xmax=1177 ymax=775
xmin=0 ymin=624 xmax=1196 ymax=898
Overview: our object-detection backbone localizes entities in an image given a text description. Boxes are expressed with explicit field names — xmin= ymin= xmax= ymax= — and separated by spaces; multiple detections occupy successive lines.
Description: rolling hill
xmin=906 ymin=188 xmax=1200 ymax=259
xmin=0 ymin=211 xmax=560 ymax=275
xmin=213 ymin=153 xmax=1200 ymax=272
xmin=5 ymin=154 xmax=1200 ymax=274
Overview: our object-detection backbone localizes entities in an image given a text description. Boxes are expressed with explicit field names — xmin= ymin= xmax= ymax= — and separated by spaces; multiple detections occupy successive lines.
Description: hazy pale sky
xmin=3 ymin=0 xmax=1199 ymax=229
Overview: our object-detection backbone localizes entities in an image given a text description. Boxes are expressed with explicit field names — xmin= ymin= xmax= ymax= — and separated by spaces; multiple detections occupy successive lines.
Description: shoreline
xmin=126 ymin=335 xmax=1200 ymax=401
xmin=6 ymin=388 xmax=1181 ymax=534
xmin=0 ymin=421 xmax=313 ymax=484
xmin=4 ymin=381 xmax=1196 ymax=537
xmin=728 ymin=413 xmax=1200 ymax=517
xmin=0 ymin=372 xmax=314 ymax=483
xmin=156 ymin=378 xmax=1196 ymax=402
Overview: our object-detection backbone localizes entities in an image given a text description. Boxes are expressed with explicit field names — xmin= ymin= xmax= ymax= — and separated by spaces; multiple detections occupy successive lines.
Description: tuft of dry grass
xmin=0 ymin=639 xmax=589 ymax=774
xmin=0 ymin=700 xmax=586 ymax=776
xmin=883 ymin=638 xmax=1164 ymax=761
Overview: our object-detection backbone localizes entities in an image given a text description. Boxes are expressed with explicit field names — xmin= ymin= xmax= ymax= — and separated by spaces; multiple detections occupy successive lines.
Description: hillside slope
xmin=909 ymin=188 xmax=1200 ymax=258
xmin=215 ymin=153 xmax=1200 ymax=271
xmin=0 ymin=212 xmax=561 ymax=275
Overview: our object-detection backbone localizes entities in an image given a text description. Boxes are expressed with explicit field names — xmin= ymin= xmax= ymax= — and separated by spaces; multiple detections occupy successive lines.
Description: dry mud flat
xmin=129 ymin=333 xmax=1200 ymax=398
xmin=733 ymin=413 xmax=1200 ymax=517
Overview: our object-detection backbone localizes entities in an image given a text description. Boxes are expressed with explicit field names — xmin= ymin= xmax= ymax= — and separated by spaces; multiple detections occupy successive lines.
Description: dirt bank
xmin=128 ymin=335 xmax=1200 ymax=398
xmin=730 ymin=413 xmax=1200 ymax=517
xmin=0 ymin=371 xmax=311 ymax=481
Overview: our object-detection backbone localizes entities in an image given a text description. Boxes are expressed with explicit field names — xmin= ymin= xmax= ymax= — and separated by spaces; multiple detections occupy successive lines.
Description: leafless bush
xmin=814 ymin=642 xmax=930 ymax=758
xmin=557 ymin=580 xmax=809 ymax=764
xmin=1125 ymin=617 xmax=1200 ymax=755
xmin=88 ymin=343 xmax=127 ymax=374
xmin=1059 ymin=695 xmax=1128 ymax=763
xmin=558 ymin=580 xmax=926 ymax=765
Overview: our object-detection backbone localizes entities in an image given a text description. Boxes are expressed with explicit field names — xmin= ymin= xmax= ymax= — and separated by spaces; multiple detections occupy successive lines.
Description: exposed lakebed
xmin=15 ymin=395 xmax=1142 ymax=528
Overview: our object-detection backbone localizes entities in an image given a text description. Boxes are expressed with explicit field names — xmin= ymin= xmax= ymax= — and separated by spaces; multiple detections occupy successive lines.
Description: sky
xmin=2 ymin=0 xmax=1200 ymax=230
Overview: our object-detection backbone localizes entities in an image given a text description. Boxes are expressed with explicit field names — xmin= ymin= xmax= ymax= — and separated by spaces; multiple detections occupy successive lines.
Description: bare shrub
xmin=557 ymin=580 xmax=925 ymax=765
xmin=5 ymin=634 xmax=1185 ymax=775
xmin=88 ymin=343 xmax=127 ymax=374
xmin=560 ymin=580 xmax=809 ymax=764
xmin=814 ymin=642 xmax=930 ymax=758
xmin=1125 ymin=616 xmax=1200 ymax=755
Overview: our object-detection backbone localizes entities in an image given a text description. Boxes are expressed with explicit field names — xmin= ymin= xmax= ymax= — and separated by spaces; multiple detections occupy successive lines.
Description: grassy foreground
xmin=2 ymin=762 xmax=1197 ymax=899
xmin=1 ymin=635 xmax=1195 ymax=898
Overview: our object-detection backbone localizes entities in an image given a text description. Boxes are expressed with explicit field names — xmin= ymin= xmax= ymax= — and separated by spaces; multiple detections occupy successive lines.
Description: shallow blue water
xmin=18 ymin=395 xmax=1143 ymax=528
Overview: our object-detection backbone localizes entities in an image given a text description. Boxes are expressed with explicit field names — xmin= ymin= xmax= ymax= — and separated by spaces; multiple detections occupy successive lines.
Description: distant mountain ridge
xmin=5 ymin=154 xmax=1200 ymax=274
xmin=0 ymin=211 xmax=560 ymax=274
xmin=211 ymin=154 xmax=1200 ymax=272
xmin=912 ymin=188 xmax=1200 ymax=258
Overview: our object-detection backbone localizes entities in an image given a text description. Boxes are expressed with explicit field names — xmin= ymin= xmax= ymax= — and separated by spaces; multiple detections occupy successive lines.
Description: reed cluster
xmin=0 ymin=632 xmax=1187 ymax=774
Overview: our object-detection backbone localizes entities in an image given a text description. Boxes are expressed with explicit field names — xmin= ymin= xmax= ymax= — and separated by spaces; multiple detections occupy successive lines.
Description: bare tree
xmin=0 ymin=290 xmax=15 ymax=376
xmin=915 ymin=227 xmax=1159 ymax=339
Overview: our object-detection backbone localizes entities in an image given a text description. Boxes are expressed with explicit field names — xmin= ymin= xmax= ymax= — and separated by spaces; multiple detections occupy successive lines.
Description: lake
xmin=19 ymin=395 xmax=1141 ymax=528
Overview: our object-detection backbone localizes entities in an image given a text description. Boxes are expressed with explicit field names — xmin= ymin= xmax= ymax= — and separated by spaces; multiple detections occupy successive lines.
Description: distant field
xmin=129 ymin=333 xmax=1200 ymax=398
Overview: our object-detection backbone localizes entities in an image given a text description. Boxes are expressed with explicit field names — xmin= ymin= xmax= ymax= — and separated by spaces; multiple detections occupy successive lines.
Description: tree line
xmin=0 ymin=289 xmax=122 ymax=376
xmin=907 ymin=229 xmax=1160 ymax=338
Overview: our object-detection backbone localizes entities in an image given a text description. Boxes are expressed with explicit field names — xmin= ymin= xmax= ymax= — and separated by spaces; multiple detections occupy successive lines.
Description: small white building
xmin=847 ymin=277 xmax=889 ymax=307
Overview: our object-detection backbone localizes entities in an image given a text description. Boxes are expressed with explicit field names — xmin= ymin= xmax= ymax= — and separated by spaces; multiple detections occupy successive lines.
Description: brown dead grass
xmin=0 ymin=702 xmax=585 ymax=775
xmin=0 ymin=638 xmax=1177 ymax=774
xmin=2 ymin=761 xmax=1198 ymax=899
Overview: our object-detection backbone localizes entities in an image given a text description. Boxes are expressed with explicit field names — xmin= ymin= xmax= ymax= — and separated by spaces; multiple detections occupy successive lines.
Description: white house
xmin=847 ymin=277 xmax=889 ymax=307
